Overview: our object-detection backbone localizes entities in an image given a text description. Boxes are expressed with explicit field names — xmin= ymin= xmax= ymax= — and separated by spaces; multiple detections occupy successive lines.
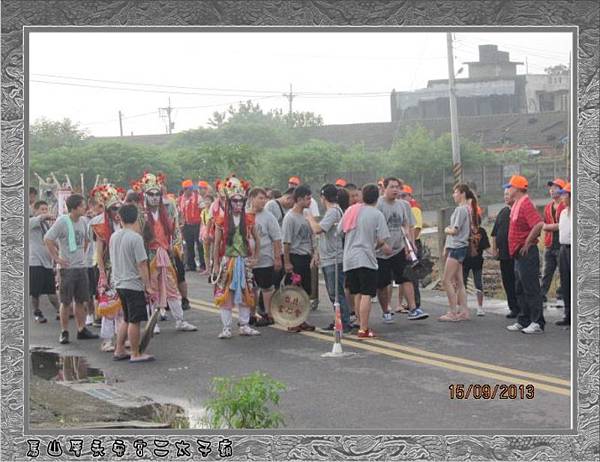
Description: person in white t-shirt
xmin=549 ymin=182 xmax=571 ymax=326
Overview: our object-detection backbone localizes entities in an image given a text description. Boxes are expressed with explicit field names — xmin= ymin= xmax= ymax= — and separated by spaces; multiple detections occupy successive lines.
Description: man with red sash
xmin=541 ymin=178 xmax=567 ymax=304
xmin=178 ymin=179 xmax=205 ymax=272
xmin=132 ymin=172 xmax=197 ymax=333
xmin=504 ymin=175 xmax=545 ymax=334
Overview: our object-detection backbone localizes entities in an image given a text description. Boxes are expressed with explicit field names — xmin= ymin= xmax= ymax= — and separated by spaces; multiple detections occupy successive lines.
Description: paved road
xmin=29 ymin=271 xmax=572 ymax=430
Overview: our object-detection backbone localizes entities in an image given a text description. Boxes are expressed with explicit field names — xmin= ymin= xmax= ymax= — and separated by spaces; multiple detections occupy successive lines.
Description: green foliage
xmin=30 ymin=118 xmax=88 ymax=154
xmin=30 ymin=101 xmax=533 ymax=195
xmin=386 ymin=124 xmax=497 ymax=186
xmin=203 ymin=372 xmax=286 ymax=429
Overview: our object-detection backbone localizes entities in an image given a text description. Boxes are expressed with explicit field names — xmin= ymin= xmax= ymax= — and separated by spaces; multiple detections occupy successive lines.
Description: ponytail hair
xmin=454 ymin=183 xmax=479 ymax=227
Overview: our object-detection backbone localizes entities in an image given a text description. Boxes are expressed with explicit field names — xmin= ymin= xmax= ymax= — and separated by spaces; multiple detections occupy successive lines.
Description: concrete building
xmin=390 ymin=44 xmax=569 ymax=121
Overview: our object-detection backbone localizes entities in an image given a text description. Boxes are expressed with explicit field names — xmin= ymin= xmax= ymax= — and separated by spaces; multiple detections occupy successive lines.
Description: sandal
xmin=112 ymin=353 xmax=131 ymax=361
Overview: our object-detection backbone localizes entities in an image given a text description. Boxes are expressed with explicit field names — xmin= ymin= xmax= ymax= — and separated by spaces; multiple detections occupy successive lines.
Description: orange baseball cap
xmin=503 ymin=175 xmax=528 ymax=190
xmin=198 ymin=180 xmax=209 ymax=188
xmin=402 ymin=185 xmax=413 ymax=194
xmin=559 ymin=182 xmax=571 ymax=194
xmin=181 ymin=179 xmax=193 ymax=189
xmin=547 ymin=178 xmax=566 ymax=189
xmin=288 ymin=176 xmax=301 ymax=186
xmin=335 ymin=178 xmax=347 ymax=187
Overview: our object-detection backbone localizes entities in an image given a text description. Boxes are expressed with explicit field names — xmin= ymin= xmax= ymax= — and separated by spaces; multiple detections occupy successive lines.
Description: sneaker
xmin=357 ymin=328 xmax=377 ymax=339
xmin=85 ymin=314 xmax=94 ymax=326
xmin=521 ymin=322 xmax=544 ymax=334
xmin=506 ymin=322 xmax=524 ymax=331
xmin=408 ymin=308 xmax=429 ymax=320
xmin=349 ymin=314 xmax=357 ymax=323
xmin=371 ymin=297 xmax=378 ymax=303
xmin=382 ymin=312 xmax=394 ymax=324
xmin=438 ymin=312 xmax=459 ymax=322
xmin=310 ymin=299 xmax=319 ymax=311
xmin=218 ymin=328 xmax=232 ymax=339
xmin=59 ymin=331 xmax=69 ymax=344
xmin=239 ymin=325 xmax=261 ymax=336
xmin=181 ymin=298 xmax=191 ymax=311
xmin=100 ymin=341 xmax=115 ymax=352
xmin=159 ymin=309 xmax=169 ymax=321
xmin=77 ymin=327 xmax=99 ymax=340
xmin=322 ymin=322 xmax=335 ymax=331
xmin=175 ymin=320 xmax=198 ymax=331
xmin=153 ymin=324 xmax=161 ymax=335
xmin=506 ymin=312 xmax=518 ymax=319
xmin=555 ymin=319 xmax=570 ymax=326
xmin=476 ymin=308 xmax=485 ymax=316
xmin=34 ymin=310 xmax=47 ymax=323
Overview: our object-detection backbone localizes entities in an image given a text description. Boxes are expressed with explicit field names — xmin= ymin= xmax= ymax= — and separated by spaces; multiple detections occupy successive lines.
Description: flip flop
xmin=112 ymin=353 xmax=131 ymax=361
xmin=129 ymin=354 xmax=155 ymax=363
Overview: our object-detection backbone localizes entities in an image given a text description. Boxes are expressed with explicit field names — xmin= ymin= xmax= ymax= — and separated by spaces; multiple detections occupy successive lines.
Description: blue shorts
xmin=447 ymin=246 xmax=468 ymax=263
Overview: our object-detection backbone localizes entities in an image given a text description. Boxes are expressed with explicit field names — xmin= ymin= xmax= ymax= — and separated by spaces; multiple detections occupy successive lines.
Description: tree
xmin=544 ymin=64 xmax=568 ymax=75
xmin=30 ymin=118 xmax=88 ymax=154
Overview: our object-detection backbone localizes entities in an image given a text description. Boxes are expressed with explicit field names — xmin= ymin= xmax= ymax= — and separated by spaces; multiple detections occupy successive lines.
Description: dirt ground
xmin=29 ymin=376 xmax=163 ymax=429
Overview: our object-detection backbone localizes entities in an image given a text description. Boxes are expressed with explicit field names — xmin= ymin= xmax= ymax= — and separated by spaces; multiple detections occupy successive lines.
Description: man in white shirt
xmin=544 ymin=182 xmax=571 ymax=326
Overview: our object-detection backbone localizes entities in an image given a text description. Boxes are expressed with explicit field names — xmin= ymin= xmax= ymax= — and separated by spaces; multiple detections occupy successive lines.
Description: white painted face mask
xmin=145 ymin=190 xmax=161 ymax=207
xmin=230 ymin=196 xmax=244 ymax=214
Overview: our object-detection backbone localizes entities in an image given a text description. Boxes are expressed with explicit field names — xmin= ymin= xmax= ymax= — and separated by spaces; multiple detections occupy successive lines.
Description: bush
xmin=203 ymin=371 xmax=286 ymax=429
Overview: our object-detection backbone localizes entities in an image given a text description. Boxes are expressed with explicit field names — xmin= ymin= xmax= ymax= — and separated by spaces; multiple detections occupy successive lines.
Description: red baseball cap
xmin=402 ymin=185 xmax=413 ymax=194
xmin=547 ymin=178 xmax=566 ymax=189
xmin=288 ymin=176 xmax=301 ymax=186
xmin=335 ymin=178 xmax=347 ymax=187
xmin=503 ymin=175 xmax=528 ymax=190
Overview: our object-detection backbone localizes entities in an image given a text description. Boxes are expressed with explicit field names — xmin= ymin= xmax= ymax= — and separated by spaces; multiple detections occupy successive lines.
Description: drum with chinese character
xmin=271 ymin=281 xmax=311 ymax=328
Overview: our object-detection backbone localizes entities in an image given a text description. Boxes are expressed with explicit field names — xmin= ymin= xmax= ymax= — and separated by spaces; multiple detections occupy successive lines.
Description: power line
xmin=454 ymin=39 xmax=569 ymax=61
xmin=30 ymin=79 xmax=282 ymax=98
xmin=31 ymin=74 xmax=392 ymax=96
xmin=77 ymin=95 xmax=280 ymax=128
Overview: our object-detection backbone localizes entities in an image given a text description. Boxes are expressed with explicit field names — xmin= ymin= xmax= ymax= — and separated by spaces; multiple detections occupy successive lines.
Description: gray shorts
xmin=59 ymin=268 xmax=90 ymax=305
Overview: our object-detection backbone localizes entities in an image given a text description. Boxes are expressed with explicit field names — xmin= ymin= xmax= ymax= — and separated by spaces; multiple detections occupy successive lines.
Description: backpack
xmin=468 ymin=218 xmax=482 ymax=258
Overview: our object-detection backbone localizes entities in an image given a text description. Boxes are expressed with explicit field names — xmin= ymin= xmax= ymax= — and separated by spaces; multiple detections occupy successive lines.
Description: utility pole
xmin=446 ymin=32 xmax=462 ymax=186
xmin=118 ymin=110 xmax=123 ymax=137
xmin=566 ymin=50 xmax=571 ymax=179
xmin=158 ymin=97 xmax=174 ymax=134
xmin=283 ymin=83 xmax=295 ymax=125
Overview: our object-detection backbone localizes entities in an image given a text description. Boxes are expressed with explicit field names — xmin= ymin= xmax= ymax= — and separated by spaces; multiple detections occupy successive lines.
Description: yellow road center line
xmin=187 ymin=298 xmax=570 ymax=397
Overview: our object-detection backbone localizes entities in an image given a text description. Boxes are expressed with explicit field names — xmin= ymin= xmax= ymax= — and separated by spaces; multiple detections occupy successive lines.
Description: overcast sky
xmin=29 ymin=30 xmax=572 ymax=137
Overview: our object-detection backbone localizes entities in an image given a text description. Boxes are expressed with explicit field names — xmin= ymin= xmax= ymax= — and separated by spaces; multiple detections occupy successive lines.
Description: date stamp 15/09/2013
xmin=449 ymin=384 xmax=535 ymax=400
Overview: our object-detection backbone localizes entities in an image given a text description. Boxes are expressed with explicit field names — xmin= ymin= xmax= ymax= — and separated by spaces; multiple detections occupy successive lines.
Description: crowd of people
xmin=28 ymin=171 xmax=571 ymax=363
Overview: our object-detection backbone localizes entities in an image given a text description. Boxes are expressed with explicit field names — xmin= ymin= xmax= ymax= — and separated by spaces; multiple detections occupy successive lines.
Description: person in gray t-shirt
xmin=337 ymin=184 xmax=392 ymax=337
xmin=265 ymin=188 xmax=295 ymax=228
xmin=110 ymin=228 xmax=148 ymax=291
xmin=281 ymin=185 xmax=316 ymax=331
xmin=29 ymin=200 xmax=60 ymax=323
xmin=45 ymin=194 xmax=98 ymax=344
xmin=440 ymin=184 xmax=476 ymax=322
xmin=375 ymin=178 xmax=427 ymax=322
xmin=306 ymin=184 xmax=351 ymax=330
xmin=249 ymin=188 xmax=283 ymax=325
xmin=110 ymin=204 xmax=153 ymax=362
